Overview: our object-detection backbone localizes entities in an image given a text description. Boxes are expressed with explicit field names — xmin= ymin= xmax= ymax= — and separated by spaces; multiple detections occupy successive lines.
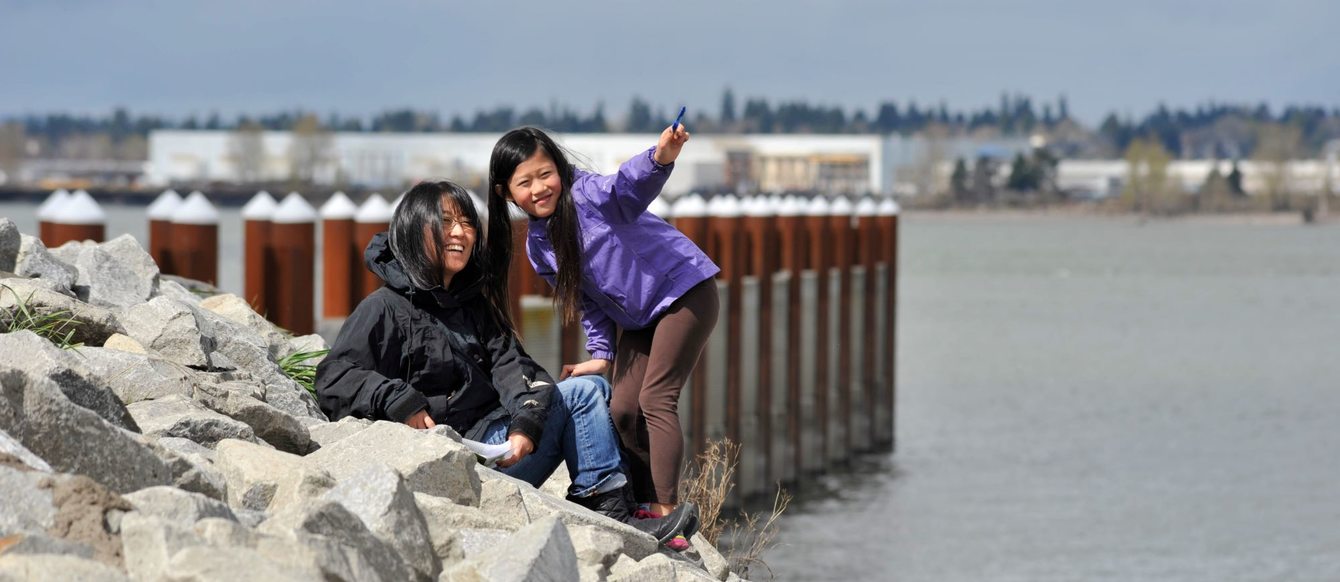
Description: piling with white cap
xmin=146 ymin=189 xmax=182 ymax=274
xmin=36 ymin=189 xmax=71 ymax=245
xmin=742 ymin=194 xmax=779 ymax=488
xmin=854 ymin=196 xmax=881 ymax=453
xmin=355 ymin=194 xmax=393 ymax=302
xmin=706 ymin=194 xmax=744 ymax=449
xmin=776 ymin=195 xmax=808 ymax=475
xmin=320 ymin=192 xmax=358 ymax=319
xmin=170 ymin=191 xmax=220 ymax=285
xmin=876 ymin=197 xmax=900 ymax=449
xmin=804 ymin=195 xmax=833 ymax=467
xmin=826 ymin=196 xmax=856 ymax=455
xmin=270 ymin=192 xmax=318 ymax=335
xmin=47 ymin=190 xmax=106 ymax=247
xmin=242 ymin=191 xmax=278 ymax=314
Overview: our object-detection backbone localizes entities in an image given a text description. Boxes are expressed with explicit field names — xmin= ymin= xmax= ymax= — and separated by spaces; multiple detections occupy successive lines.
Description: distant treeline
xmin=5 ymin=90 xmax=1340 ymax=159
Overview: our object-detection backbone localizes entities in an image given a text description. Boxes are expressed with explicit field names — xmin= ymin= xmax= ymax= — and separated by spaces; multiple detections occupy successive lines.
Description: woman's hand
xmin=653 ymin=124 xmax=690 ymax=165
xmin=496 ymin=433 xmax=535 ymax=468
xmin=560 ymin=358 xmax=610 ymax=380
xmin=405 ymin=409 xmax=437 ymax=429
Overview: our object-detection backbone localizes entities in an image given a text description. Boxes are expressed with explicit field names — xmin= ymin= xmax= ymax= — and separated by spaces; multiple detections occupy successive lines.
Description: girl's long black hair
xmin=390 ymin=181 xmax=498 ymax=317
xmin=487 ymin=127 xmax=584 ymax=326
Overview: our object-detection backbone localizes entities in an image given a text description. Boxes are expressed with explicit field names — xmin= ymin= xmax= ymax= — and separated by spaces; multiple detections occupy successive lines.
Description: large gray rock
xmin=0 ymin=365 xmax=171 ymax=493
xmin=323 ymin=463 xmax=440 ymax=581
xmin=258 ymin=498 xmax=416 ymax=582
xmin=80 ymin=347 xmax=196 ymax=404
xmin=282 ymin=333 xmax=329 ymax=363
xmin=479 ymin=516 xmax=578 ymax=582
xmin=152 ymin=277 xmax=202 ymax=306
xmin=199 ymin=293 xmax=289 ymax=359
xmin=151 ymin=437 xmax=227 ymax=500
xmin=0 ymin=331 xmax=138 ymax=431
xmin=0 ymin=554 xmax=129 ymax=582
xmin=262 ymin=378 xmax=326 ymax=421
xmin=0 ymin=277 xmax=124 ymax=346
xmin=306 ymin=416 xmax=372 ymax=449
xmin=213 ymin=439 xmax=334 ymax=512
xmin=306 ymin=420 xmax=480 ymax=505
xmin=610 ymin=552 xmax=718 ymax=582
xmin=0 ymin=532 xmax=94 ymax=559
xmin=568 ymin=523 xmax=631 ymax=571
xmin=692 ymin=532 xmax=731 ymax=581
xmin=120 ymin=297 xmax=216 ymax=369
xmin=478 ymin=469 xmax=659 ymax=561
xmin=13 ymin=235 xmax=78 ymax=293
xmin=0 ymin=217 xmax=18 ymax=272
xmin=413 ymin=493 xmax=513 ymax=564
xmin=59 ymin=234 xmax=159 ymax=308
xmin=127 ymin=394 xmax=258 ymax=448
xmin=0 ymin=426 xmax=51 ymax=472
xmin=0 ymin=465 xmax=54 ymax=536
xmin=164 ymin=545 xmax=324 ymax=582
xmin=123 ymin=486 xmax=236 ymax=525
xmin=192 ymin=382 xmax=312 ymax=454
xmin=119 ymin=512 xmax=205 ymax=582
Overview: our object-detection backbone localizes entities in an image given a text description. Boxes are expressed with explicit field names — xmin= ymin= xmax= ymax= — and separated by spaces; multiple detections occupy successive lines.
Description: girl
xmin=315 ymin=180 xmax=696 ymax=543
xmin=486 ymin=126 xmax=720 ymax=549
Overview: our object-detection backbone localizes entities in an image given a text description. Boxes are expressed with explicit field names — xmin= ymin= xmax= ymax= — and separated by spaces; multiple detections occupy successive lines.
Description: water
xmin=761 ymin=215 xmax=1340 ymax=581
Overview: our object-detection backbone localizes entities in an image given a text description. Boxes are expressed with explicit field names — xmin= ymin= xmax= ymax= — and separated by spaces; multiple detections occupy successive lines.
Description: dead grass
xmin=680 ymin=438 xmax=793 ymax=580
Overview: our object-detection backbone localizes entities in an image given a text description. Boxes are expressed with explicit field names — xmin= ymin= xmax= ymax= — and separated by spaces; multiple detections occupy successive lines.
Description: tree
xmin=969 ymin=155 xmax=997 ymax=204
xmin=720 ymin=87 xmax=736 ymax=128
xmin=1227 ymin=160 xmax=1246 ymax=196
xmin=950 ymin=158 xmax=970 ymax=203
xmin=230 ymin=119 xmax=267 ymax=183
xmin=1253 ymin=122 xmax=1303 ymax=211
xmin=288 ymin=114 xmax=333 ymax=185
xmin=1198 ymin=162 xmax=1233 ymax=212
xmin=1122 ymin=137 xmax=1176 ymax=214
xmin=0 ymin=122 xmax=25 ymax=183
xmin=1006 ymin=153 xmax=1034 ymax=191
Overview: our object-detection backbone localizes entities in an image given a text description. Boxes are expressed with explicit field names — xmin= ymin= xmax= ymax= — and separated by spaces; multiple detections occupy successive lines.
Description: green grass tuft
xmin=1 ymin=284 xmax=83 ymax=350
xmin=279 ymin=348 xmax=330 ymax=397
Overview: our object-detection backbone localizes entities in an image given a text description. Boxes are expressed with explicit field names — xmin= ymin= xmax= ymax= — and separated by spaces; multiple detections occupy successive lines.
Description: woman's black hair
xmin=487 ymin=127 xmax=585 ymax=326
xmin=389 ymin=180 xmax=488 ymax=296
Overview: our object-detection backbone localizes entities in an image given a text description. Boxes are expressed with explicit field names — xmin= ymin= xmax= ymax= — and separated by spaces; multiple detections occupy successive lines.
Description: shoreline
xmin=902 ymin=207 xmax=1324 ymax=226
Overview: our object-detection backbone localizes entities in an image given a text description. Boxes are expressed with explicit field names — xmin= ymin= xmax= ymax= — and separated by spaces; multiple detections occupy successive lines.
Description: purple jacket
xmin=527 ymin=147 xmax=720 ymax=361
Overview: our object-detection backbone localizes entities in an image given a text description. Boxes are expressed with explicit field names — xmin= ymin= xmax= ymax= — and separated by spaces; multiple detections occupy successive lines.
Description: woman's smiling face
xmin=436 ymin=196 xmax=476 ymax=285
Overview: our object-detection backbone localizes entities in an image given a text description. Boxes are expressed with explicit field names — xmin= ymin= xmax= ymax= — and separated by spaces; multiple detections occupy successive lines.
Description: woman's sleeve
xmin=314 ymin=297 xmax=428 ymax=423
xmin=484 ymin=325 xmax=555 ymax=445
xmin=573 ymin=147 xmax=673 ymax=223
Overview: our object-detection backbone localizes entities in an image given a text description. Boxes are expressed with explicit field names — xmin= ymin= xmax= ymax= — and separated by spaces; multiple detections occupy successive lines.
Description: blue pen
xmin=672 ymin=106 xmax=686 ymax=132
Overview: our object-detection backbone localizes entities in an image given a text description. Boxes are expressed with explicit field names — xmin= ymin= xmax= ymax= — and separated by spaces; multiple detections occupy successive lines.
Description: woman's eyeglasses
xmin=442 ymin=216 xmax=476 ymax=232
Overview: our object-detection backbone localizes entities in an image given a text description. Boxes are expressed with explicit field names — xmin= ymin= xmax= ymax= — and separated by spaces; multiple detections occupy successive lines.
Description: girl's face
xmin=503 ymin=149 xmax=563 ymax=218
xmin=436 ymin=196 xmax=476 ymax=285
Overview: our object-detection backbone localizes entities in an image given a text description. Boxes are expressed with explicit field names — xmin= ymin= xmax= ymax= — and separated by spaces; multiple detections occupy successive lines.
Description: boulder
xmin=0 ymin=366 xmax=171 ymax=493
xmin=119 ymin=512 xmax=205 ymax=582
xmin=150 ymin=437 xmax=227 ymax=500
xmin=152 ymin=277 xmax=202 ymax=306
xmin=262 ymin=378 xmax=326 ymax=421
xmin=0 ymin=331 xmax=138 ymax=431
xmin=59 ymin=234 xmax=159 ymax=308
xmin=306 ymin=416 xmax=372 ymax=449
xmin=692 ymin=532 xmax=731 ymax=581
xmin=477 ymin=516 xmax=578 ymax=582
xmin=322 ymin=463 xmax=439 ymax=581
xmin=282 ymin=333 xmax=329 ymax=362
xmin=0 ymin=532 xmax=94 ymax=559
xmin=0 ymin=426 xmax=51 ymax=472
xmin=213 ymin=439 xmax=334 ymax=513
xmin=413 ymin=493 xmax=512 ymax=564
xmin=199 ymin=293 xmax=289 ymax=359
xmin=257 ymin=499 xmax=416 ymax=582
xmin=36 ymin=473 xmax=134 ymax=568
xmin=0 ymin=465 xmax=54 ymax=535
xmin=122 ymin=486 xmax=236 ymax=525
xmin=101 ymin=333 xmax=146 ymax=354
xmin=0 ymin=277 xmax=124 ymax=346
xmin=0 ymin=554 xmax=129 ymax=582
xmin=164 ymin=545 xmax=324 ymax=582
xmin=609 ymin=552 xmax=718 ymax=582
xmin=119 ymin=297 xmax=216 ymax=369
xmin=127 ymin=394 xmax=258 ymax=448
xmin=12 ymin=235 xmax=78 ymax=293
xmin=567 ymin=523 xmax=630 ymax=570
xmin=306 ymin=421 xmax=479 ymax=505
xmin=0 ymin=217 xmax=18 ymax=272
xmin=80 ymin=347 xmax=196 ymax=405
xmin=191 ymin=383 xmax=311 ymax=454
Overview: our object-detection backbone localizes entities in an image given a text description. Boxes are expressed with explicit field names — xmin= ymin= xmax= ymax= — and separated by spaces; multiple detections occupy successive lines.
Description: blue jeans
xmin=482 ymin=375 xmax=628 ymax=498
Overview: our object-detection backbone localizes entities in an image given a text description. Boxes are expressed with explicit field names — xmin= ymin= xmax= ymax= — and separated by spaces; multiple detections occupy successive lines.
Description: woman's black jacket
xmin=315 ymin=232 xmax=554 ymax=443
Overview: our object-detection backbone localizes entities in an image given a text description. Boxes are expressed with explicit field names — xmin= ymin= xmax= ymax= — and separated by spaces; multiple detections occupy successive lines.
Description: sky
xmin=2 ymin=0 xmax=1337 ymax=127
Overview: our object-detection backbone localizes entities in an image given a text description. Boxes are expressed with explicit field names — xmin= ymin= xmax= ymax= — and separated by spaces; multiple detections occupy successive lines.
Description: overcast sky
xmin=2 ymin=0 xmax=1336 ymax=126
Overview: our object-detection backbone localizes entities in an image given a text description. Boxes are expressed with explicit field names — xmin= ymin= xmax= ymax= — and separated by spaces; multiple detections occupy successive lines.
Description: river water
xmin=761 ymin=214 xmax=1340 ymax=581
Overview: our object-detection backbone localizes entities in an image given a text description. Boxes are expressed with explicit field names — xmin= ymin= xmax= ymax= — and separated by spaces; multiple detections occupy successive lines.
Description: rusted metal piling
xmin=169 ymin=191 xmax=219 ymax=286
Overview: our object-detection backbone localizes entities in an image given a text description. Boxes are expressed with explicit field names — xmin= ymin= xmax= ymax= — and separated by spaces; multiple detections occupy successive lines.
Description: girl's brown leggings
xmin=610 ymin=278 xmax=719 ymax=505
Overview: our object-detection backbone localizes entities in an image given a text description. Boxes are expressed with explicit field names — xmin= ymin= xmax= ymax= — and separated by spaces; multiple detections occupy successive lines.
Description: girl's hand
xmin=653 ymin=124 xmax=690 ymax=165
xmin=497 ymin=433 xmax=535 ymax=468
xmin=405 ymin=409 xmax=437 ymax=429
xmin=560 ymin=358 xmax=610 ymax=380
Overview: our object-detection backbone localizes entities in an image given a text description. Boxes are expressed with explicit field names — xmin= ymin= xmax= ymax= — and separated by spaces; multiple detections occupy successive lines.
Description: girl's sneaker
xmin=665 ymin=534 xmax=691 ymax=552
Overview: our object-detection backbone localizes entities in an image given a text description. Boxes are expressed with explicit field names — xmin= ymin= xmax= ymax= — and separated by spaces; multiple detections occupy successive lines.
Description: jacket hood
xmin=364 ymin=231 xmax=482 ymax=303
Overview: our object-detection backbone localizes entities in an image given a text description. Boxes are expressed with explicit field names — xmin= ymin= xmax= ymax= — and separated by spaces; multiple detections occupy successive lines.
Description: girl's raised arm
xmin=576 ymin=125 xmax=689 ymax=222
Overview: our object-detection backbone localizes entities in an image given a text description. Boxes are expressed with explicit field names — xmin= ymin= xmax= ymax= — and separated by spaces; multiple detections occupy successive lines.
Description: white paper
xmin=461 ymin=438 xmax=513 ymax=467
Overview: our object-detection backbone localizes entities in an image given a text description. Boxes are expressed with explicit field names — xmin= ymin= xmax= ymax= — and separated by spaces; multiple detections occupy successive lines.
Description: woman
xmin=315 ymin=180 xmax=696 ymax=542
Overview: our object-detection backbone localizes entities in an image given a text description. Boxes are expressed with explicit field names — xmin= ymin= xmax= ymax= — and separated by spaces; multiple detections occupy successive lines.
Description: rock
xmin=0 ymin=427 xmax=51 ymax=472
xmin=61 ymin=234 xmax=159 ymax=308
xmin=101 ymin=333 xmax=146 ymax=354
xmin=478 ymin=516 xmax=578 ymax=582
xmin=12 ymin=235 xmax=78 ymax=293
xmin=0 ymin=554 xmax=129 ymax=582
xmin=127 ymin=394 xmax=258 ymax=448
xmin=262 ymin=378 xmax=326 ymax=421
xmin=0 ymin=366 xmax=172 ymax=493
xmin=306 ymin=416 xmax=372 ymax=449
xmin=199 ymin=293 xmax=289 ymax=359
xmin=163 ymin=545 xmax=324 ymax=582
xmin=119 ymin=512 xmax=205 ymax=582
xmin=158 ymin=274 xmax=222 ymax=299
xmin=152 ymin=278 xmax=202 ymax=306
xmin=258 ymin=499 xmax=416 ymax=582
xmin=0 ymin=331 xmax=138 ymax=430
xmin=120 ymin=297 xmax=216 ymax=369
xmin=478 ymin=469 xmax=658 ymax=561
xmin=610 ymin=552 xmax=718 ymax=582
xmin=37 ymin=473 xmax=134 ymax=568
xmin=306 ymin=421 xmax=479 ymax=505
xmin=609 ymin=554 xmax=639 ymax=578
xmin=213 ymin=439 xmax=334 ymax=513
xmin=123 ymin=486 xmax=236 ymax=525
xmin=539 ymin=465 xmax=573 ymax=499
xmin=151 ymin=438 xmax=227 ymax=500
xmin=282 ymin=333 xmax=329 ymax=362
xmin=192 ymin=383 xmax=312 ymax=454
xmin=80 ymin=347 xmax=196 ymax=405
xmin=451 ymin=528 xmax=512 ymax=562
xmin=692 ymin=532 xmax=731 ymax=581
xmin=0 ymin=465 xmax=54 ymax=535
xmin=0 ymin=277 xmax=124 ymax=346
xmin=0 ymin=532 xmax=94 ymax=559
xmin=438 ymin=560 xmax=489 ymax=582
xmin=0 ymin=218 xmax=18 ymax=272
xmin=414 ymin=493 xmax=507 ymax=563
xmin=191 ymin=516 xmax=259 ymax=547
xmin=322 ymin=463 xmax=440 ymax=581
xmin=568 ymin=523 xmax=629 ymax=569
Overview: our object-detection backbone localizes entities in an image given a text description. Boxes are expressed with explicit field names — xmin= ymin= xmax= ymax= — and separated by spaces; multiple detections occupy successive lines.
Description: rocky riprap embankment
xmin=0 ymin=217 xmax=739 ymax=582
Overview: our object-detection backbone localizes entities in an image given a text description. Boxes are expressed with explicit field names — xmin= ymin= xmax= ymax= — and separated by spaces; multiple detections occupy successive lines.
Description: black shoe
xmin=629 ymin=502 xmax=697 ymax=545
xmin=566 ymin=487 xmax=634 ymax=522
